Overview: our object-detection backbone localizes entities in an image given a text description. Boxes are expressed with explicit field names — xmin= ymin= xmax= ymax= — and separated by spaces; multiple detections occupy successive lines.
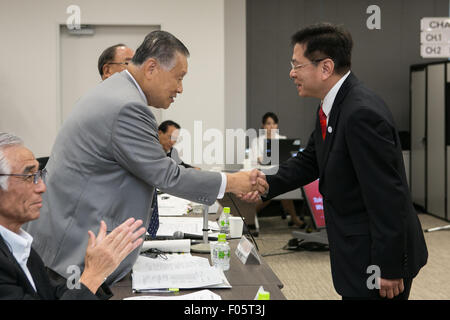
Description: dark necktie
xmin=319 ymin=103 xmax=327 ymax=140
xmin=147 ymin=191 xmax=159 ymax=239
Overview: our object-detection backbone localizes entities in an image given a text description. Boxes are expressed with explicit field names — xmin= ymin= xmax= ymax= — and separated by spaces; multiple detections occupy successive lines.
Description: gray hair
xmin=0 ymin=132 xmax=23 ymax=190
xmin=131 ymin=30 xmax=190 ymax=70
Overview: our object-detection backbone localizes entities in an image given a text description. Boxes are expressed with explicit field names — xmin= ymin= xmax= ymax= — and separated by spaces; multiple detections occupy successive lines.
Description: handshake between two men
xmin=225 ymin=169 xmax=268 ymax=202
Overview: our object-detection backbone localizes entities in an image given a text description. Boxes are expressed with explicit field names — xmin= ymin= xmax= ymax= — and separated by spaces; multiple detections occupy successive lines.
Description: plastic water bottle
xmin=254 ymin=286 xmax=270 ymax=300
xmin=219 ymin=207 xmax=231 ymax=234
xmin=256 ymin=290 xmax=270 ymax=300
xmin=212 ymin=233 xmax=230 ymax=271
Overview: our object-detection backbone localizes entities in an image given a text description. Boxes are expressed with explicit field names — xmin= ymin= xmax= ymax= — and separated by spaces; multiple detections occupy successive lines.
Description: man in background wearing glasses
xmin=0 ymin=132 xmax=146 ymax=299
xmin=98 ymin=43 xmax=134 ymax=81
xmin=158 ymin=120 xmax=200 ymax=170
xmin=241 ymin=23 xmax=428 ymax=300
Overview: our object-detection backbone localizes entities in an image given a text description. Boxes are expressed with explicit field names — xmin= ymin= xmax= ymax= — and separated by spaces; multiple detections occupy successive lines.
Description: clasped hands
xmin=225 ymin=169 xmax=268 ymax=202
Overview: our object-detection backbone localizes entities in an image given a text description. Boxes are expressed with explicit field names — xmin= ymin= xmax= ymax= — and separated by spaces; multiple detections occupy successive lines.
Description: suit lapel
xmin=0 ymin=235 xmax=16 ymax=264
xmin=0 ymin=235 xmax=40 ymax=297
xmin=318 ymin=73 xmax=359 ymax=180
xmin=27 ymin=249 xmax=52 ymax=299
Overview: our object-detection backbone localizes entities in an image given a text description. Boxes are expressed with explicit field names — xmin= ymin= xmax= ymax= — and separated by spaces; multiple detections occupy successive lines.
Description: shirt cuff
xmin=217 ymin=172 xmax=227 ymax=199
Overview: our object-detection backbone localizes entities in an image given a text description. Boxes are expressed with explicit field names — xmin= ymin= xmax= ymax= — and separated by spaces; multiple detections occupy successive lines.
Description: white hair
xmin=0 ymin=132 xmax=23 ymax=190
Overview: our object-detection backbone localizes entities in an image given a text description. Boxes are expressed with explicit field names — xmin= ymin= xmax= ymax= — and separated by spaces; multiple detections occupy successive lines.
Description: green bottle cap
xmin=218 ymin=233 xmax=227 ymax=242
xmin=223 ymin=207 xmax=230 ymax=213
xmin=257 ymin=291 xmax=270 ymax=300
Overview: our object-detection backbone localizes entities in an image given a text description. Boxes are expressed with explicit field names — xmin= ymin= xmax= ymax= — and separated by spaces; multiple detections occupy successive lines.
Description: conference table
xmin=110 ymin=205 xmax=287 ymax=300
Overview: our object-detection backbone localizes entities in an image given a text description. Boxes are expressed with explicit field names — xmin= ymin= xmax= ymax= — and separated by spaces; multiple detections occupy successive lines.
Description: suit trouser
xmin=342 ymin=278 xmax=413 ymax=300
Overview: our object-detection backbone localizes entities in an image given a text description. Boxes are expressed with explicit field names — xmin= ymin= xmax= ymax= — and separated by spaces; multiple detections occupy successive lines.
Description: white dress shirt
xmin=124 ymin=70 xmax=227 ymax=198
xmin=0 ymin=225 xmax=37 ymax=291
xmin=321 ymin=70 xmax=351 ymax=125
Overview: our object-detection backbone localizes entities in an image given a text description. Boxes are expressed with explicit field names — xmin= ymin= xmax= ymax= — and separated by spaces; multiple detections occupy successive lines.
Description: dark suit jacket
xmin=0 ymin=235 xmax=97 ymax=300
xmin=167 ymin=148 xmax=194 ymax=169
xmin=265 ymin=73 xmax=428 ymax=297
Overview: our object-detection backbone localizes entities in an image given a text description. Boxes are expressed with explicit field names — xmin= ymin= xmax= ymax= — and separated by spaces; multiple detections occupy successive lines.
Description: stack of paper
xmin=124 ymin=289 xmax=221 ymax=300
xmin=157 ymin=193 xmax=220 ymax=216
xmin=157 ymin=194 xmax=192 ymax=216
xmin=140 ymin=239 xmax=191 ymax=253
xmin=132 ymin=254 xmax=231 ymax=292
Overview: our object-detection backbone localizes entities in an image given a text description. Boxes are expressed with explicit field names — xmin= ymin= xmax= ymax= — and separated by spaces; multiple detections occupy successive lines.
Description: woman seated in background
xmin=250 ymin=112 xmax=305 ymax=228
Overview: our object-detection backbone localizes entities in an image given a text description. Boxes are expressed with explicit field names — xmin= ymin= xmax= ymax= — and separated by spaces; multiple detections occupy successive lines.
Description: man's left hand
xmin=236 ymin=170 xmax=267 ymax=202
xmin=379 ymin=278 xmax=404 ymax=299
xmin=225 ymin=169 xmax=268 ymax=196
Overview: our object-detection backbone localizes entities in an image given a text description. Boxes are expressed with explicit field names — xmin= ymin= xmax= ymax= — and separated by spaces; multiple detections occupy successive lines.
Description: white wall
xmin=0 ymin=0 xmax=246 ymax=160
xmin=224 ymin=0 xmax=247 ymax=164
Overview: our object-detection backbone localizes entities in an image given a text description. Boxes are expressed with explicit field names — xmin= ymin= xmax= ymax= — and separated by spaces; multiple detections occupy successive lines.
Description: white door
xmin=59 ymin=24 xmax=161 ymax=126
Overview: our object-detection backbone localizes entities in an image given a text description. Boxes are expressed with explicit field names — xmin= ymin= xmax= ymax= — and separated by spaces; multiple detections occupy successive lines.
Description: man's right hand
xmin=225 ymin=169 xmax=268 ymax=196
xmin=79 ymin=218 xmax=146 ymax=294
xmin=236 ymin=169 xmax=269 ymax=203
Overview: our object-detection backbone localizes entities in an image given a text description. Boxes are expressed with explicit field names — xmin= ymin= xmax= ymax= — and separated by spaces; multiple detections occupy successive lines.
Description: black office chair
xmin=37 ymin=157 xmax=49 ymax=170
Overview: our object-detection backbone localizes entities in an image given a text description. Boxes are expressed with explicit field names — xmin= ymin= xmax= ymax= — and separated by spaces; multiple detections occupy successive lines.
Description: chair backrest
xmin=37 ymin=157 xmax=49 ymax=170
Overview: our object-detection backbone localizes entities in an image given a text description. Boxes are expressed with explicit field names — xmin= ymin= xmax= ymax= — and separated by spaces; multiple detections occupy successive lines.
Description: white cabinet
xmin=410 ymin=61 xmax=449 ymax=221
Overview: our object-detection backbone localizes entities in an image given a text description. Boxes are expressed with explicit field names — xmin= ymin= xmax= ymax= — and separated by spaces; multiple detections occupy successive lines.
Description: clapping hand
xmin=79 ymin=218 xmax=146 ymax=293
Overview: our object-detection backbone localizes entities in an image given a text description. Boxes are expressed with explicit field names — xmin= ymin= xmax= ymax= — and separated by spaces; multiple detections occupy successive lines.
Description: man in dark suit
xmin=0 ymin=132 xmax=146 ymax=299
xmin=158 ymin=120 xmax=200 ymax=169
xmin=242 ymin=23 xmax=428 ymax=299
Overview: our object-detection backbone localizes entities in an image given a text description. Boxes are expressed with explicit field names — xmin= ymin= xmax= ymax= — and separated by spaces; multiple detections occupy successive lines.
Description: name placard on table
xmin=235 ymin=237 xmax=261 ymax=265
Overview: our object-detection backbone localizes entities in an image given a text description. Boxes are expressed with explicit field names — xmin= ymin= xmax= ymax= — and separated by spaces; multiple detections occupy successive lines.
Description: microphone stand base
xmin=191 ymin=243 xmax=211 ymax=253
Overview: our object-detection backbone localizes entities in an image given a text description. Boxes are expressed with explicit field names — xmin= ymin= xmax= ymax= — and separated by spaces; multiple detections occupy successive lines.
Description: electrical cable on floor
xmin=253 ymin=236 xmax=299 ymax=257
xmin=261 ymin=250 xmax=297 ymax=257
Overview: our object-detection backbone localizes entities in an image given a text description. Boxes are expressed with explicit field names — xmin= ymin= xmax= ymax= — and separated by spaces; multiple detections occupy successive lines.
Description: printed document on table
xmin=133 ymin=254 xmax=210 ymax=272
xmin=123 ymin=289 xmax=221 ymax=300
xmin=132 ymin=254 xmax=231 ymax=292
xmin=157 ymin=194 xmax=191 ymax=216
xmin=203 ymin=269 xmax=232 ymax=289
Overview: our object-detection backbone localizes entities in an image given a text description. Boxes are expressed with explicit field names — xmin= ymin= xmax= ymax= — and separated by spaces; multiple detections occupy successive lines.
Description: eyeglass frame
xmin=0 ymin=168 xmax=47 ymax=185
xmin=290 ymin=57 xmax=329 ymax=71
xmin=106 ymin=61 xmax=130 ymax=66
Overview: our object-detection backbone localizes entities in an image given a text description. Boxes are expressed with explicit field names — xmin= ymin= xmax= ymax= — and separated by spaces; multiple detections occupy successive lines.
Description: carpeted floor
xmin=255 ymin=213 xmax=450 ymax=300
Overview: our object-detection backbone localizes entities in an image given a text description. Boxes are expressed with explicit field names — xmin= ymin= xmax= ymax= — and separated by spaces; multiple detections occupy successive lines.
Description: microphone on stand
xmin=173 ymin=231 xmax=217 ymax=241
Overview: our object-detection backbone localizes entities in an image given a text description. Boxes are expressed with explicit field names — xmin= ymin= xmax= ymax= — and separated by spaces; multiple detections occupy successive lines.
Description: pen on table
xmin=140 ymin=288 xmax=179 ymax=293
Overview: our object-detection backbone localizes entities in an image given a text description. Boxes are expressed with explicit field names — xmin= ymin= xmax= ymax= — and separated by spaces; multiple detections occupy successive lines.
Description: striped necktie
xmin=319 ymin=102 xmax=327 ymax=140
xmin=147 ymin=192 xmax=159 ymax=239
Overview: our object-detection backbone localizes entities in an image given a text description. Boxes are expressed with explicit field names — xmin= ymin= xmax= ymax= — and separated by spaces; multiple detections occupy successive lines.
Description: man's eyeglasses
xmin=0 ymin=168 xmax=47 ymax=184
xmin=290 ymin=57 xmax=328 ymax=70
xmin=141 ymin=248 xmax=167 ymax=260
xmin=107 ymin=62 xmax=129 ymax=66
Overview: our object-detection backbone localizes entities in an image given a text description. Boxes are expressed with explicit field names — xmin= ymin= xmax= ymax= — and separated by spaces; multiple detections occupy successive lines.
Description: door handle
xmin=421 ymin=137 xmax=426 ymax=145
